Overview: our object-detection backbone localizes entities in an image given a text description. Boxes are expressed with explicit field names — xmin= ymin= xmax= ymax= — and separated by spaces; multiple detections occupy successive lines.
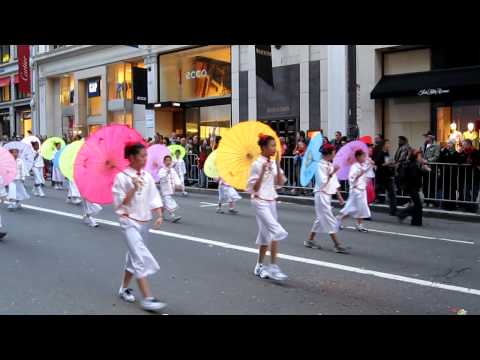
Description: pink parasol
xmin=333 ymin=140 xmax=368 ymax=181
xmin=145 ymin=144 xmax=171 ymax=182
xmin=73 ymin=124 xmax=145 ymax=204
xmin=0 ymin=147 xmax=17 ymax=186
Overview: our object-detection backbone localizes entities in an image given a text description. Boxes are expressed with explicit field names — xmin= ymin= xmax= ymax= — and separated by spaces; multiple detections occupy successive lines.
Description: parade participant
xmin=214 ymin=136 xmax=241 ymax=214
xmin=158 ymin=155 xmax=182 ymax=223
xmin=82 ymin=200 xmax=102 ymax=228
xmin=0 ymin=175 xmax=7 ymax=239
xmin=65 ymin=179 xmax=83 ymax=205
xmin=173 ymin=149 xmax=188 ymax=196
xmin=247 ymin=134 xmax=288 ymax=281
xmin=7 ymin=149 xmax=30 ymax=210
xmin=305 ymin=144 xmax=349 ymax=253
xmin=112 ymin=142 xmax=166 ymax=312
xmin=31 ymin=141 xmax=45 ymax=197
xmin=52 ymin=142 xmax=65 ymax=190
xmin=336 ymin=149 xmax=373 ymax=233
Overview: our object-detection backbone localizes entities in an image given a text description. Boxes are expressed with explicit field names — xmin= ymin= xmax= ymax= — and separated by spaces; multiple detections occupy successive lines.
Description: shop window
xmin=20 ymin=112 xmax=32 ymax=137
xmin=60 ymin=76 xmax=74 ymax=106
xmin=1 ymin=45 xmax=10 ymax=64
xmin=87 ymin=77 xmax=102 ymax=116
xmin=108 ymin=111 xmax=133 ymax=127
xmin=0 ymin=85 xmax=11 ymax=102
xmin=108 ymin=63 xmax=133 ymax=101
xmin=15 ymin=83 xmax=31 ymax=100
xmin=199 ymin=104 xmax=231 ymax=139
xmin=159 ymin=45 xmax=232 ymax=102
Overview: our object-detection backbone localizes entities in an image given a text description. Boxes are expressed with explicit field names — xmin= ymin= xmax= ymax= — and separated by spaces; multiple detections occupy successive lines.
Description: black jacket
xmin=402 ymin=160 xmax=428 ymax=191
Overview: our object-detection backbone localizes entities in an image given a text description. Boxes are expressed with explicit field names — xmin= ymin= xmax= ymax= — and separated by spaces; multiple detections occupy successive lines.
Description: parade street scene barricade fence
xmin=185 ymin=154 xmax=480 ymax=209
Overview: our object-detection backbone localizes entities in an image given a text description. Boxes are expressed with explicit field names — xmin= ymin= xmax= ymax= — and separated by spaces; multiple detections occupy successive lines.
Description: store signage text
xmin=89 ymin=82 xmax=98 ymax=94
xmin=88 ymin=78 xmax=101 ymax=97
xmin=185 ymin=69 xmax=208 ymax=80
xmin=418 ymin=88 xmax=450 ymax=96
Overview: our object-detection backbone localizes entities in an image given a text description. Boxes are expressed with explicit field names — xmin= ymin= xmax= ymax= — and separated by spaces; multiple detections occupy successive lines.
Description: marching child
xmin=247 ymin=134 xmax=289 ymax=281
xmin=31 ymin=141 xmax=45 ymax=197
xmin=158 ymin=155 xmax=182 ymax=223
xmin=214 ymin=137 xmax=241 ymax=214
xmin=66 ymin=179 xmax=82 ymax=205
xmin=0 ymin=175 xmax=7 ymax=239
xmin=52 ymin=142 xmax=65 ymax=190
xmin=305 ymin=144 xmax=349 ymax=253
xmin=336 ymin=149 xmax=374 ymax=233
xmin=7 ymin=149 xmax=30 ymax=210
xmin=112 ymin=142 xmax=166 ymax=312
xmin=173 ymin=150 xmax=188 ymax=196
xmin=82 ymin=200 xmax=102 ymax=228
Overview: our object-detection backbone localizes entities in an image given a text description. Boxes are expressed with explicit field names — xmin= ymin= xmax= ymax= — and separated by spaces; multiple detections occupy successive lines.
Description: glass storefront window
xmin=0 ymin=85 xmax=10 ymax=102
xmin=60 ymin=76 xmax=74 ymax=106
xmin=184 ymin=104 xmax=231 ymax=139
xmin=108 ymin=63 xmax=133 ymax=101
xmin=108 ymin=111 xmax=133 ymax=128
xmin=88 ymin=96 xmax=102 ymax=116
xmin=1 ymin=45 xmax=10 ymax=64
xmin=435 ymin=100 xmax=480 ymax=147
xmin=159 ymin=45 xmax=231 ymax=102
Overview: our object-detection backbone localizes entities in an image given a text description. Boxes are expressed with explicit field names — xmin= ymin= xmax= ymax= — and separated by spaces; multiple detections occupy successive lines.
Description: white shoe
xmin=84 ymin=216 xmax=99 ymax=228
xmin=263 ymin=264 xmax=288 ymax=281
xmin=38 ymin=188 xmax=45 ymax=197
xmin=118 ymin=288 xmax=136 ymax=303
xmin=171 ymin=215 xmax=182 ymax=223
xmin=356 ymin=224 xmax=368 ymax=233
xmin=72 ymin=198 xmax=82 ymax=205
xmin=7 ymin=203 xmax=15 ymax=210
xmin=32 ymin=188 xmax=38 ymax=196
xmin=141 ymin=297 xmax=167 ymax=312
xmin=182 ymin=191 xmax=188 ymax=196
xmin=254 ymin=263 xmax=265 ymax=277
xmin=66 ymin=198 xmax=71 ymax=203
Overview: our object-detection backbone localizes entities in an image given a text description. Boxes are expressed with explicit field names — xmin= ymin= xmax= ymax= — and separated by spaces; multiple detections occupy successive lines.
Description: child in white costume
xmin=82 ymin=200 xmax=102 ymax=228
xmin=7 ymin=149 xmax=30 ymax=210
xmin=31 ymin=141 xmax=45 ymax=197
xmin=51 ymin=142 xmax=64 ymax=190
xmin=0 ymin=176 xmax=7 ymax=239
xmin=112 ymin=142 xmax=166 ymax=312
xmin=247 ymin=134 xmax=288 ymax=282
xmin=158 ymin=155 xmax=182 ymax=223
xmin=173 ymin=150 xmax=187 ymax=196
xmin=337 ymin=149 xmax=373 ymax=233
xmin=305 ymin=144 xmax=349 ymax=253
xmin=216 ymin=178 xmax=241 ymax=214
xmin=66 ymin=179 xmax=82 ymax=205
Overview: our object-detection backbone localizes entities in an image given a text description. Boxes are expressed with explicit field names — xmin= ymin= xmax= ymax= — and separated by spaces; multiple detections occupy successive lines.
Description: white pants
xmin=219 ymin=184 xmax=241 ymax=205
xmin=340 ymin=188 xmax=371 ymax=219
xmin=32 ymin=167 xmax=45 ymax=186
xmin=82 ymin=200 xmax=102 ymax=216
xmin=8 ymin=180 xmax=30 ymax=201
xmin=119 ymin=217 xmax=160 ymax=279
xmin=67 ymin=180 xmax=81 ymax=198
xmin=311 ymin=192 xmax=337 ymax=234
xmin=252 ymin=199 xmax=288 ymax=246
xmin=162 ymin=194 xmax=178 ymax=213
xmin=52 ymin=167 xmax=64 ymax=183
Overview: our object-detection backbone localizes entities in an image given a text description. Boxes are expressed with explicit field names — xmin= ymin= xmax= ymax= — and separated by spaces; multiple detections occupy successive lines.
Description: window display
xmin=159 ymin=45 xmax=231 ymax=102
xmin=60 ymin=76 xmax=74 ymax=106
xmin=108 ymin=110 xmax=133 ymax=128
xmin=108 ymin=63 xmax=133 ymax=101
xmin=1 ymin=45 xmax=10 ymax=64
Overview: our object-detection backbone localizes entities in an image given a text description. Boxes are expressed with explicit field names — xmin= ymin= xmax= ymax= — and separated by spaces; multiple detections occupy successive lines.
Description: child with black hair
xmin=31 ymin=141 xmax=45 ymax=197
xmin=51 ymin=142 xmax=64 ymax=190
xmin=158 ymin=155 xmax=182 ymax=223
xmin=7 ymin=149 xmax=30 ymax=210
xmin=247 ymin=134 xmax=289 ymax=281
xmin=305 ymin=144 xmax=349 ymax=253
xmin=214 ymin=136 xmax=241 ymax=214
xmin=112 ymin=142 xmax=166 ymax=312
xmin=337 ymin=149 xmax=373 ymax=233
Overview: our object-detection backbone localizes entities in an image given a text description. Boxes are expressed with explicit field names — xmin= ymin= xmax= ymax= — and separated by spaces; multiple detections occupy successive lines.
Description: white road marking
xmin=15 ymin=203 xmax=480 ymax=298
xmin=199 ymin=202 xmax=218 ymax=208
xmin=345 ymin=226 xmax=475 ymax=245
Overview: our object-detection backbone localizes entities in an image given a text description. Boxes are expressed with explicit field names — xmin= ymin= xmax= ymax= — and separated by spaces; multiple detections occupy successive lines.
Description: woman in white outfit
xmin=31 ymin=142 xmax=45 ymax=197
xmin=7 ymin=149 xmax=30 ymax=210
xmin=0 ymin=175 xmax=8 ymax=239
xmin=158 ymin=155 xmax=182 ymax=223
xmin=305 ymin=144 xmax=349 ymax=253
xmin=247 ymin=134 xmax=288 ymax=281
xmin=112 ymin=142 xmax=166 ymax=312
xmin=51 ymin=142 xmax=65 ymax=190
xmin=173 ymin=150 xmax=188 ymax=196
xmin=337 ymin=150 xmax=374 ymax=232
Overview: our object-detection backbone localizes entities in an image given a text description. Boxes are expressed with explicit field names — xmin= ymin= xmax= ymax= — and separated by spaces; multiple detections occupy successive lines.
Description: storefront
xmin=15 ymin=106 xmax=32 ymax=137
xmin=150 ymin=45 xmax=232 ymax=139
xmin=370 ymin=47 xmax=480 ymax=149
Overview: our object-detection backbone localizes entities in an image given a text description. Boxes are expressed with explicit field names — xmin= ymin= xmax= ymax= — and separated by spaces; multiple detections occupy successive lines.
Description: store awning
xmin=0 ymin=77 xmax=10 ymax=88
xmin=371 ymin=66 xmax=480 ymax=99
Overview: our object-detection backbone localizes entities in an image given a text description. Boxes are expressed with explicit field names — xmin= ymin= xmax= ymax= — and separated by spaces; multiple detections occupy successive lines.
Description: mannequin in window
xmin=463 ymin=122 xmax=479 ymax=150
xmin=448 ymin=123 xmax=463 ymax=152
xmin=116 ymin=82 xmax=123 ymax=99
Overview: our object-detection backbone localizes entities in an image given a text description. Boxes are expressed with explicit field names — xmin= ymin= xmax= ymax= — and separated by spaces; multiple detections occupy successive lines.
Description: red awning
xmin=0 ymin=77 xmax=10 ymax=87
xmin=14 ymin=74 xmax=19 ymax=84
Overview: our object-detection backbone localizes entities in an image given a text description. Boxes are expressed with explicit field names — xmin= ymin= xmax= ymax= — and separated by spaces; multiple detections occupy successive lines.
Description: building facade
xmin=0 ymin=45 xmax=32 ymax=137
xmin=31 ymin=45 xmax=351 ymax=141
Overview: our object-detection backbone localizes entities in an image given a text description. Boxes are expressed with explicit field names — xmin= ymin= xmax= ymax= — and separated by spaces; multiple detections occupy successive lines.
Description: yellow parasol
xmin=59 ymin=139 xmax=85 ymax=181
xmin=40 ymin=137 xmax=66 ymax=160
xmin=203 ymin=150 xmax=219 ymax=179
xmin=216 ymin=121 xmax=281 ymax=190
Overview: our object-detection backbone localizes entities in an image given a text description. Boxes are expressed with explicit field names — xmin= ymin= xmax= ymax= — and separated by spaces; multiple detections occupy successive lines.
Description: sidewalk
xmin=185 ymin=186 xmax=480 ymax=223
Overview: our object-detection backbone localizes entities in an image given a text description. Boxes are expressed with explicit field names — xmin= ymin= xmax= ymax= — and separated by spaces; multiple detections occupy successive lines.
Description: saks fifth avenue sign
xmin=418 ymin=88 xmax=450 ymax=96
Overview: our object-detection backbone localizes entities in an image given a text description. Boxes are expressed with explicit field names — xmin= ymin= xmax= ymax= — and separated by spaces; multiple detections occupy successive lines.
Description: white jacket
xmin=158 ymin=166 xmax=181 ymax=196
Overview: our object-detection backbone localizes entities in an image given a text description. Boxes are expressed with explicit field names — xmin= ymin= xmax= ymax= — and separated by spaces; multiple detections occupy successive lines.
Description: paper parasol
xmin=22 ymin=135 xmax=41 ymax=149
xmin=40 ymin=137 xmax=66 ymax=160
xmin=74 ymin=124 xmax=145 ymax=204
xmin=300 ymin=132 xmax=323 ymax=186
xmin=204 ymin=150 xmax=219 ymax=179
xmin=145 ymin=144 xmax=171 ymax=182
xmin=168 ymin=144 xmax=186 ymax=160
xmin=333 ymin=140 xmax=368 ymax=181
xmin=53 ymin=147 xmax=65 ymax=169
xmin=0 ymin=147 xmax=17 ymax=185
xmin=59 ymin=139 xmax=84 ymax=181
xmin=3 ymin=141 xmax=35 ymax=172
xmin=216 ymin=121 xmax=281 ymax=190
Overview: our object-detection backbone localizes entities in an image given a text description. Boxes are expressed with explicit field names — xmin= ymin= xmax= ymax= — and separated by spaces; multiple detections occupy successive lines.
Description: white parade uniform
xmin=218 ymin=178 xmax=241 ymax=204
xmin=112 ymin=167 xmax=163 ymax=279
xmin=32 ymin=150 xmax=45 ymax=186
xmin=247 ymin=156 xmax=288 ymax=246
xmin=158 ymin=166 xmax=181 ymax=212
xmin=340 ymin=162 xmax=371 ymax=219
xmin=311 ymin=160 xmax=341 ymax=234
xmin=82 ymin=200 xmax=103 ymax=217
xmin=173 ymin=158 xmax=186 ymax=190
xmin=0 ymin=176 xmax=7 ymax=227
xmin=8 ymin=158 xmax=30 ymax=202
xmin=67 ymin=179 xmax=81 ymax=199
xmin=51 ymin=150 xmax=64 ymax=184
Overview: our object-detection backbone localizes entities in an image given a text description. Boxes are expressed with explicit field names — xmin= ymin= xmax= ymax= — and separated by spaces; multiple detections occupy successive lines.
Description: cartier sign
xmin=418 ymin=88 xmax=450 ymax=96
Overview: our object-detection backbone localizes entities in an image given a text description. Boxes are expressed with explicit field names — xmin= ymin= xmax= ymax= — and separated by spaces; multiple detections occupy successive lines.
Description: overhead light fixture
xmin=154 ymin=103 xmax=162 ymax=108
xmin=172 ymin=102 xmax=181 ymax=107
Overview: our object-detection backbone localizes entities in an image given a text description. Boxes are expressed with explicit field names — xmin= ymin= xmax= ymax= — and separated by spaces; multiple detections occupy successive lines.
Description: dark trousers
xmin=375 ymin=177 xmax=398 ymax=215
xmin=398 ymin=189 xmax=423 ymax=226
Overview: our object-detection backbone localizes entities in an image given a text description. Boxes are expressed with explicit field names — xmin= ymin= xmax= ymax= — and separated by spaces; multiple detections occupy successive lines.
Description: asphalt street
xmin=0 ymin=178 xmax=479 ymax=315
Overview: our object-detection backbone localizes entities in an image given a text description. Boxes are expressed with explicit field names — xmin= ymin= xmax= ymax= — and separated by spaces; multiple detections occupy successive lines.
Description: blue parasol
xmin=53 ymin=147 xmax=65 ymax=169
xmin=300 ymin=133 xmax=323 ymax=187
